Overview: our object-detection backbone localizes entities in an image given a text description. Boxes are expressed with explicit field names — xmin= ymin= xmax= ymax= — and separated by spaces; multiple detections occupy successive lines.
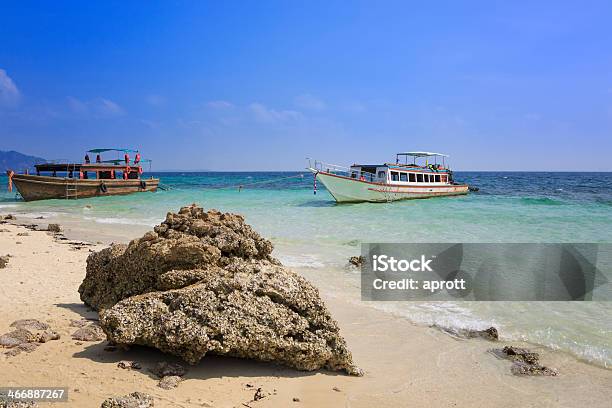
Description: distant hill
xmin=0 ymin=150 xmax=47 ymax=172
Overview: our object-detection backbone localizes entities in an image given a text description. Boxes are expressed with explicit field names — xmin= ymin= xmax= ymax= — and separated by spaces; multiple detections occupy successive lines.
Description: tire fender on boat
xmin=140 ymin=180 xmax=146 ymax=190
xmin=100 ymin=182 xmax=108 ymax=193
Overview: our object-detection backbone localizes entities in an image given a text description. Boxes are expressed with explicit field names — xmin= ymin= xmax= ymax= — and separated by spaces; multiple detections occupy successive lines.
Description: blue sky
xmin=1 ymin=1 xmax=611 ymax=171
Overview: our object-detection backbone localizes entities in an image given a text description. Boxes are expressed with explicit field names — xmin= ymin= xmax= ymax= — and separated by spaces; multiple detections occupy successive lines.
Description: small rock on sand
xmin=150 ymin=362 xmax=187 ymax=378
xmin=47 ymin=223 xmax=61 ymax=233
xmin=0 ymin=329 xmax=32 ymax=347
xmin=37 ymin=331 xmax=60 ymax=343
xmin=0 ymin=399 xmax=39 ymax=407
xmin=11 ymin=319 xmax=50 ymax=331
xmin=0 ymin=255 xmax=10 ymax=268
xmin=0 ymin=319 xmax=59 ymax=357
xmin=293 ymin=397 xmax=300 ymax=402
xmin=71 ymin=324 xmax=105 ymax=342
xmin=157 ymin=376 xmax=182 ymax=390
xmin=2 ymin=214 xmax=16 ymax=220
xmin=253 ymin=388 xmax=266 ymax=401
xmin=117 ymin=361 xmax=141 ymax=370
xmin=510 ymin=361 xmax=558 ymax=376
xmin=69 ymin=319 xmax=90 ymax=328
xmin=100 ymin=392 xmax=153 ymax=408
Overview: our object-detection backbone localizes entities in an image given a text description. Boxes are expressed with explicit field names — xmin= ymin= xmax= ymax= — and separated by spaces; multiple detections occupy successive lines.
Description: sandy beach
xmin=1 ymin=218 xmax=611 ymax=408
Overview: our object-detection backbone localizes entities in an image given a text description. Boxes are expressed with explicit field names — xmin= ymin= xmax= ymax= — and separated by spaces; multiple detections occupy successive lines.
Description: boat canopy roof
xmin=87 ymin=148 xmax=139 ymax=154
xmin=397 ymin=151 xmax=449 ymax=158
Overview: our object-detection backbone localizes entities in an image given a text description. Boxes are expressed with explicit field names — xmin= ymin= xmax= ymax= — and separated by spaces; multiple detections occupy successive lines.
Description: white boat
xmin=308 ymin=152 xmax=470 ymax=203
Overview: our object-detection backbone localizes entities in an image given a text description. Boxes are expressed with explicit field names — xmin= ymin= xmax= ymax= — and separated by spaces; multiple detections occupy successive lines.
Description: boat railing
xmin=39 ymin=159 xmax=71 ymax=165
xmin=310 ymin=159 xmax=386 ymax=183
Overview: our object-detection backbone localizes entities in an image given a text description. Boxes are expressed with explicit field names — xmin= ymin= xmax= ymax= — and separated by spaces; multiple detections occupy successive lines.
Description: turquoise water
xmin=1 ymin=171 xmax=611 ymax=367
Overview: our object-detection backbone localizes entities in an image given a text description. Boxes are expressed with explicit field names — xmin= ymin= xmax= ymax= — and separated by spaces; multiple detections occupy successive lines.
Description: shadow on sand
xmin=55 ymin=302 xmax=99 ymax=320
xmin=71 ymin=342 xmax=338 ymax=381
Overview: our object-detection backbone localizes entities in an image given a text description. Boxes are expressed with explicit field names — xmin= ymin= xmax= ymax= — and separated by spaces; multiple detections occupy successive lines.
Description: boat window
xmin=378 ymin=171 xmax=386 ymax=179
xmin=409 ymin=173 xmax=416 ymax=182
xmin=441 ymin=175 xmax=447 ymax=183
xmin=400 ymin=173 xmax=408 ymax=182
xmin=435 ymin=175 xmax=441 ymax=182
xmin=417 ymin=173 xmax=423 ymax=182
xmin=391 ymin=171 xmax=399 ymax=181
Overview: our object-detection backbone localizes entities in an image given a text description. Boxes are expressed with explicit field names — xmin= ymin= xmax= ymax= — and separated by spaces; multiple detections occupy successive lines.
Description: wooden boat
xmin=6 ymin=148 xmax=160 ymax=201
xmin=308 ymin=152 xmax=470 ymax=203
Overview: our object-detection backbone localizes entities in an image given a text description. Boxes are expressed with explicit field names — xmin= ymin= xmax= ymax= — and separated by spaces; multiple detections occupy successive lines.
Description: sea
xmin=1 ymin=171 xmax=611 ymax=368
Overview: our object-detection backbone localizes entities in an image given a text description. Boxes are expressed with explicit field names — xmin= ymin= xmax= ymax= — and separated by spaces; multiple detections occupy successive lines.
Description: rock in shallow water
xmin=491 ymin=345 xmax=558 ymax=376
xmin=79 ymin=204 xmax=361 ymax=375
xmin=47 ymin=223 xmax=61 ymax=233
xmin=348 ymin=256 xmax=364 ymax=267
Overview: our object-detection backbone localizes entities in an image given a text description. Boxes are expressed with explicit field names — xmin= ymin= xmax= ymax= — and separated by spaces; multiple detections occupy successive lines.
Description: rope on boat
xmin=206 ymin=173 xmax=306 ymax=191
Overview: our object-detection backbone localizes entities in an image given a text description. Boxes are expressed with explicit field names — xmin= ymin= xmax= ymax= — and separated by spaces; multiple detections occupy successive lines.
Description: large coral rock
xmin=79 ymin=205 xmax=360 ymax=375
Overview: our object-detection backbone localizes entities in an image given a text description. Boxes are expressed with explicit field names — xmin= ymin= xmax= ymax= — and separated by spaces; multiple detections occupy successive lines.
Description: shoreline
xmin=1 ymin=218 xmax=612 ymax=406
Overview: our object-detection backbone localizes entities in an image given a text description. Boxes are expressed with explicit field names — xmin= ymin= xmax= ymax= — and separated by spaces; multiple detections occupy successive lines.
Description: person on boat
xmin=134 ymin=153 xmax=141 ymax=164
xmin=96 ymin=154 xmax=101 ymax=163
xmin=124 ymin=153 xmax=130 ymax=164
xmin=84 ymin=153 xmax=90 ymax=164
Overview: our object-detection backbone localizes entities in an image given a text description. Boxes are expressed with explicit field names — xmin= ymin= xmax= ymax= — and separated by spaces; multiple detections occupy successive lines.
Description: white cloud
xmin=0 ymin=69 xmax=20 ymax=106
xmin=67 ymin=96 xmax=88 ymax=113
xmin=67 ymin=96 xmax=124 ymax=116
xmin=294 ymin=94 xmax=326 ymax=110
xmin=96 ymin=98 xmax=124 ymax=115
xmin=206 ymin=100 xmax=234 ymax=109
xmin=248 ymin=103 xmax=302 ymax=123
xmin=146 ymin=94 xmax=166 ymax=106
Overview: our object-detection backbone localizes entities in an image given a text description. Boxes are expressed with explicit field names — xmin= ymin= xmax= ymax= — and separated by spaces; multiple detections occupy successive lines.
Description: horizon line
xmin=151 ymin=169 xmax=612 ymax=173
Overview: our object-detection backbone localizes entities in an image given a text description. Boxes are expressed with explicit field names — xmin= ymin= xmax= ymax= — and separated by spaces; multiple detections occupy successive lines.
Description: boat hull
xmin=312 ymin=170 xmax=468 ymax=203
xmin=8 ymin=173 xmax=159 ymax=201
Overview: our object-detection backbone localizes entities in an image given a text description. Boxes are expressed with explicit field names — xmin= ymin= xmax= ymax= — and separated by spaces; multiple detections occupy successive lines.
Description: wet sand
xmin=1 ymin=221 xmax=612 ymax=407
